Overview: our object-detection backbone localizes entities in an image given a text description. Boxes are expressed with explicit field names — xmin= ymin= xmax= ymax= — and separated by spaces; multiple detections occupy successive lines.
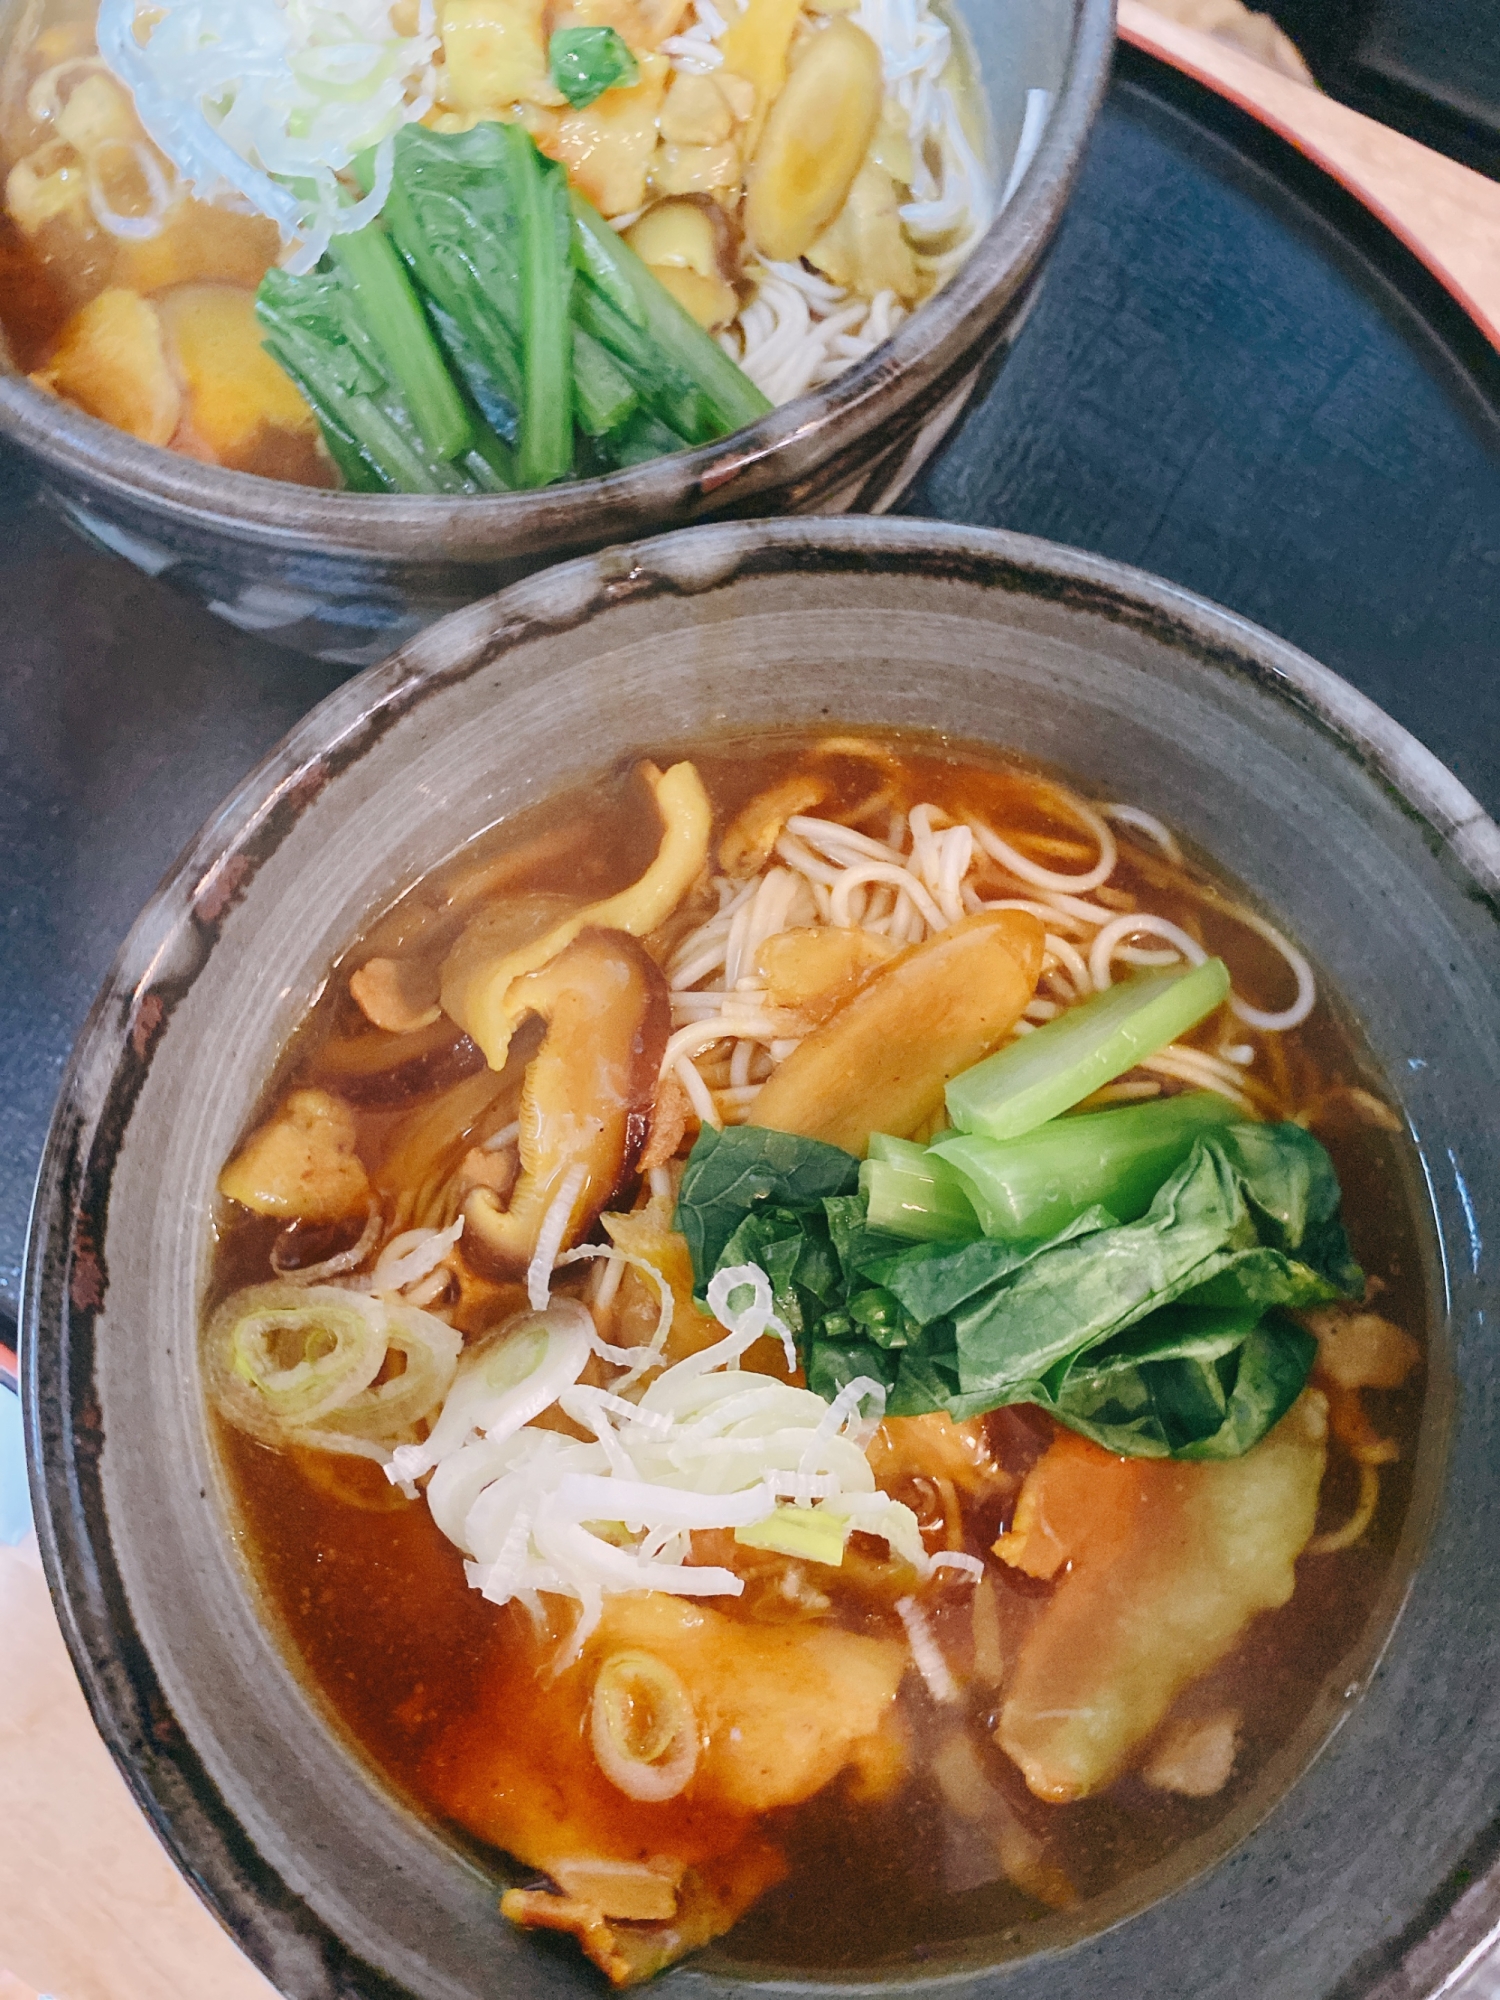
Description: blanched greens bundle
xmin=255 ymin=124 xmax=771 ymax=494
xmin=675 ymin=1116 xmax=1362 ymax=1461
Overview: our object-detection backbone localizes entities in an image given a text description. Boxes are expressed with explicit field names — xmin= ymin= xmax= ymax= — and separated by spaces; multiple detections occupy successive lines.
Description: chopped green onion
xmin=945 ymin=959 xmax=1232 ymax=1141
xmin=550 ymin=24 xmax=638 ymax=107
xmin=735 ymin=1503 xmax=852 ymax=1566
xmin=930 ymin=1090 xmax=1241 ymax=1240
xmin=204 ymin=1283 xmax=459 ymax=1460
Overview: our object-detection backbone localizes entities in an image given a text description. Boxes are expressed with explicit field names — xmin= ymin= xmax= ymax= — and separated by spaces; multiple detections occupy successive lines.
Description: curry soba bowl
xmin=24 ymin=519 xmax=1500 ymax=2000
xmin=0 ymin=0 xmax=1110 ymax=663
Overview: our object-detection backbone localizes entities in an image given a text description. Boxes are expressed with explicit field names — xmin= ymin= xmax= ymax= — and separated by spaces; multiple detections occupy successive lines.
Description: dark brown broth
xmin=213 ymin=731 xmax=1430 ymax=1973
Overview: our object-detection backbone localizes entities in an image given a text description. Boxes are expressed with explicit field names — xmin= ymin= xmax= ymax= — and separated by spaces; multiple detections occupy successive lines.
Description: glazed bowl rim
xmin=21 ymin=514 xmax=1500 ymax=2000
xmin=0 ymin=0 xmax=1115 ymax=562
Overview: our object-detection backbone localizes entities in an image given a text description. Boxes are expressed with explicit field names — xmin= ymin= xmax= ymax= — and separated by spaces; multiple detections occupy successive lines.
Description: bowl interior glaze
xmin=25 ymin=519 xmax=1500 ymax=2000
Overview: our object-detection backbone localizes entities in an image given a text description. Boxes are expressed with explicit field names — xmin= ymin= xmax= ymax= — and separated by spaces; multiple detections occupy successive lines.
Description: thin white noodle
xmin=1088 ymin=912 xmax=1206 ymax=990
xmin=1141 ymin=1051 xmax=1256 ymax=1115
xmin=1224 ymin=908 xmax=1318 ymax=1031
xmin=969 ymin=790 xmax=1117 ymax=893
xmin=1103 ymin=803 xmax=1185 ymax=865
xmin=675 ymin=1057 xmax=722 ymax=1130
xmin=831 ymin=862 xmax=946 ymax=935
xmin=1043 ymin=932 xmax=1092 ymax=995
xmin=787 ymin=814 xmax=904 ymax=866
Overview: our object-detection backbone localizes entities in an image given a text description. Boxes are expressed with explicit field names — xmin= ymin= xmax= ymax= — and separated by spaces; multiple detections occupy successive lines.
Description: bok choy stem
xmin=930 ymin=1090 xmax=1240 ymax=1240
xmin=946 ymin=959 xmax=1232 ymax=1141
xmin=860 ymin=1136 xmax=979 ymax=1242
xmin=508 ymin=123 xmax=576 ymax=487
xmin=257 ymin=265 xmax=476 ymax=494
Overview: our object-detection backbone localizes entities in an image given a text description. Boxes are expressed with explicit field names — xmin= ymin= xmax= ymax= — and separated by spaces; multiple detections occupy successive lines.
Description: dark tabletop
xmin=3 ymin=52 xmax=1498 ymax=1324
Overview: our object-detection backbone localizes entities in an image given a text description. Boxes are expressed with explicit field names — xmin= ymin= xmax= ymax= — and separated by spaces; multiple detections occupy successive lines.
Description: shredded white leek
xmin=95 ymin=0 xmax=438 ymax=269
xmin=415 ymin=1263 xmax=926 ymax=1659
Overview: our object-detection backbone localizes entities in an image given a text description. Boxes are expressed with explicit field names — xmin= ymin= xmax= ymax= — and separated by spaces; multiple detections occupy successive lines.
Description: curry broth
xmin=211 ymin=731 xmax=1429 ymax=1973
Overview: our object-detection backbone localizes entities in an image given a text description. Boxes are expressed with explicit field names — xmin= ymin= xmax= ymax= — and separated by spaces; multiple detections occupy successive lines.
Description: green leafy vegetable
xmin=506 ymin=120 xmax=577 ymax=486
xmin=550 ymin=24 xmax=639 ymax=106
xmin=259 ymin=124 xmax=768 ymax=493
xmin=1044 ymin=1306 xmax=1316 ymax=1460
xmin=573 ymin=327 xmax=640 ymax=438
xmin=929 ymin=1090 xmax=1239 ymax=1240
xmin=945 ymin=958 xmax=1231 ymax=1140
xmin=256 ymin=262 xmax=495 ymax=494
xmin=674 ymin=1119 xmax=1361 ymax=1459
xmin=570 ymin=194 xmax=773 ymax=444
xmin=381 ymin=123 xmax=528 ymax=422
xmin=385 ymin=120 xmax=575 ymax=483
xmin=325 ymin=222 xmax=475 ymax=462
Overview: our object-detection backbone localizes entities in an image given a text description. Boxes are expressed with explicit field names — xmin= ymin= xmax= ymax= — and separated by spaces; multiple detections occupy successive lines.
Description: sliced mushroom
xmin=748 ymin=909 xmax=1044 ymax=1155
xmin=718 ymin=770 xmax=828 ymax=875
xmin=317 ymin=1015 xmax=486 ymax=1108
xmin=549 ymin=1856 xmax=684 ymax=1920
xmin=625 ymin=195 xmax=738 ymax=328
xmin=754 ymin=923 xmax=897 ymax=1021
xmin=218 ymin=1089 xmax=371 ymax=1222
xmin=501 ymin=1845 xmax=786 ymax=1988
xmin=463 ymin=929 xmax=670 ymax=1275
xmin=744 ymin=19 xmax=883 ymax=262
xmin=441 ymin=762 xmax=710 ymax=1071
xmin=373 ymin=1047 xmax=536 ymax=1232
xmin=348 ymin=954 xmax=443 ymax=1033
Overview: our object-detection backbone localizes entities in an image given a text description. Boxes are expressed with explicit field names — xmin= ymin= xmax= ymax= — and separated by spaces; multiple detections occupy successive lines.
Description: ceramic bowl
xmin=24 ymin=518 xmax=1500 ymax=2000
xmin=0 ymin=0 xmax=1111 ymax=665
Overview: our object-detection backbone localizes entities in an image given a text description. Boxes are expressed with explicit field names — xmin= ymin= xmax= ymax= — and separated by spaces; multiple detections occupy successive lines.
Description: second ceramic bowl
xmin=0 ymin=0 xmax=1112 ymax=663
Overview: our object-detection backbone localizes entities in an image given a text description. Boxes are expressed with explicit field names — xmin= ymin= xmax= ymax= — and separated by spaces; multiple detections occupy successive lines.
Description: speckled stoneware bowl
xmin=24 ymin=518 xmax=1500 ymax=2000
xmin=0 ymin=0 xmax=1111 ymax=665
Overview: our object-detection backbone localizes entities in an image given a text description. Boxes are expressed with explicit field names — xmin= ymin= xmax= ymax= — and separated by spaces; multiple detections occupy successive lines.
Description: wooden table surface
xmin=0 ymin=1535 xmax=277 ymax=2000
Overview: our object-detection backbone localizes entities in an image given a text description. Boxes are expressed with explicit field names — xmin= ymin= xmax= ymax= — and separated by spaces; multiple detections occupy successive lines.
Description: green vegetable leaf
xmin=675 ymin=1119 xmax=1358 ymax=1461
xmin=949 ymin=1125 xmax=1358 ymax=1405
xmin=674 ymin=1125 xmax=859 ymax=1299
xmin=383 ymin=122 xmax=574 ymax=489
xmin=570 ymin=193 xmax=772 ymax=443
xmin=1041 ymin=1307 xmax=1317 ymax=1459
xmin=550 ymin=25 xmax=639 ymax=107
xmin=256 ymin=263 xmax=486 ymax=495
